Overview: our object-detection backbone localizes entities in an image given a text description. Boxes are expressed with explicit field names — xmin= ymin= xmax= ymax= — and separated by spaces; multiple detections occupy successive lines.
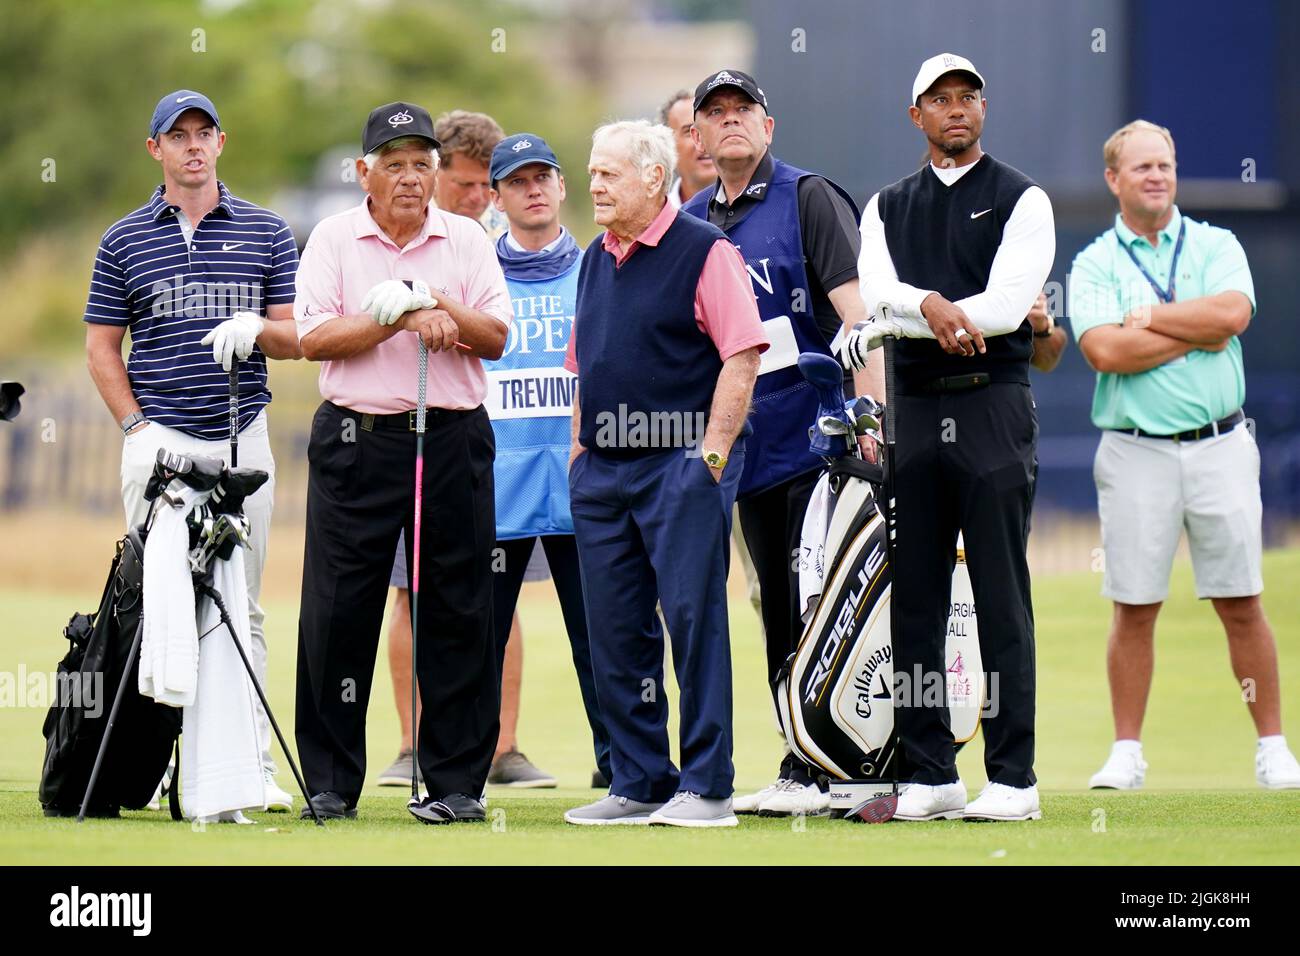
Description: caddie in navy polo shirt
xmin=82 ymin=89 xmax=302 ymax=811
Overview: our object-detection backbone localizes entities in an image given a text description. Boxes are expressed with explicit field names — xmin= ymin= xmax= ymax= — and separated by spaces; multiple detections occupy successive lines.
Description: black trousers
xmin=295 ymin=401 xmax=499 ymax=805
xmin=892 ymin=383 xmax=1038 ymax=788
xmin=738 ymin=468 xmax=820 ymax=782
xmin=491 ymin=534 xmax=612 ymax=779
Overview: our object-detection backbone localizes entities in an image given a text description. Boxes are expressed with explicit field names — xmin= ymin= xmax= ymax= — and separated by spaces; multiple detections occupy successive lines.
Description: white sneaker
xmin=1089 ymin=746 xmax=1147 ymax=790
xmin=1256 ymin=745 xmax=1300 ymax=789
xmin=264 ymin=770 xmax=294 ymax=812
xmin=963 ymin=783 xmax=1041 ymax=821
xmin=894 ymin=781 xmax=967 ymax=821
xmin=733 ymin=778 xmax=787 ymax=814
xmin=197 ymin=810 xmax=255 ymax=825
xmin=757 ymin=779 xmax=831 ymax=817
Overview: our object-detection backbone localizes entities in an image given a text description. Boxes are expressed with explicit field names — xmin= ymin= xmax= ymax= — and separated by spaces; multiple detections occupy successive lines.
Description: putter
xmin=848 ymin=334 xmax=900 ymax=824
xmin=408 ymin=343 xmax=429 ymax=810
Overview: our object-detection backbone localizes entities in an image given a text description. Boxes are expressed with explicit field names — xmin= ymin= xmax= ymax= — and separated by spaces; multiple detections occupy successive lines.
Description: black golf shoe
xmin=301 ymin=791 xmax=356 ymax=821
xmin=408 ymin=792 xmax=486 ymax=825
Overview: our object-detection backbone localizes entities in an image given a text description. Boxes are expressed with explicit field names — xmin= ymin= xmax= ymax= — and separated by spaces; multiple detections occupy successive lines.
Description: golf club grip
xmin=882 ymin=336 xmax=897 ymax=445
xmin=228 ymin=363 xmax=239 ymax=468
xmin=415 ymin=344 xmax=428 ymax=433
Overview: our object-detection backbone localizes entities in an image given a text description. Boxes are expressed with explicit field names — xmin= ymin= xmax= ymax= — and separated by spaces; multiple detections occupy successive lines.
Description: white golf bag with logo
xmin=775 ymin=457 xmax=985 ymax=806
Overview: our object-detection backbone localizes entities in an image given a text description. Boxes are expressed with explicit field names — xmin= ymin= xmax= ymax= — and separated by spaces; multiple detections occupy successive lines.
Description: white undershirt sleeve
xmin=857 ymin=193 xmax=934 ymax=336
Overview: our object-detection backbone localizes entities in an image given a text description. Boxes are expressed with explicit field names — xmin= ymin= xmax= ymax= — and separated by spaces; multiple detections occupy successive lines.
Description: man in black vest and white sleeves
xmin=843 ymin=54 xmax=1055 ymax=822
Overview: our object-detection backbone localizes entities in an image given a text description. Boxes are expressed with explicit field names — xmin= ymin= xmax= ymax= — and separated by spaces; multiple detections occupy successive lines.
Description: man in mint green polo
xmin=1070 ymin=119 xmax=1299 ymax=792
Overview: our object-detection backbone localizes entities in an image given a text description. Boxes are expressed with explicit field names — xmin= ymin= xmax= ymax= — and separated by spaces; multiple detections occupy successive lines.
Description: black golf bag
xmin=39 ymin=529 xmax=180 ymax=817
xmin=775 ymin=353 xmax=985 ymax=809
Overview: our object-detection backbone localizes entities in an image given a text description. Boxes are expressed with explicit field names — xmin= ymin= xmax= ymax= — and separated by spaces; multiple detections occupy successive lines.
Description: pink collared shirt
xmin=295 ymin=199 xmax=512 ymax=413
xmin=564 ymin=200 xmax=769 ymax=373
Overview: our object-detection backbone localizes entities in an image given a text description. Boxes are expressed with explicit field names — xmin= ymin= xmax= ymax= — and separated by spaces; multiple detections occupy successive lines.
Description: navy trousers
xmin=569 ymin=444 xmax=744 ymax=802
xmin=491 ymin=534 xmax=612 ymax=780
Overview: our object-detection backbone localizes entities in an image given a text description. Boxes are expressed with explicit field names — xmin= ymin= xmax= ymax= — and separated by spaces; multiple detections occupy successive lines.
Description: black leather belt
xmin=328 ymin=401 xmax=476 ymax=432
xmin=919 ymin=373 xmax=992 ymax=394
xmin=1110 ymin=409 xmax=1244 ymax=443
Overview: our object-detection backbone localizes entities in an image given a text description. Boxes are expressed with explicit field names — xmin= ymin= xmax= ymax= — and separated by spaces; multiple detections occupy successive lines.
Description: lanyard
xmin=1121 ymin=219 xmax=1185 ymax=304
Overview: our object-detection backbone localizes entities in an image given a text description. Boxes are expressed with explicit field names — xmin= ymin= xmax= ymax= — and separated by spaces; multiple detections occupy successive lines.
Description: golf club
xmin=228 ymin=364 xmax=239 ymax=468
xmin=848 ymin=333 xmax=900 ymax=824
xmin=408 ymin=342 xmax=429 ymax=808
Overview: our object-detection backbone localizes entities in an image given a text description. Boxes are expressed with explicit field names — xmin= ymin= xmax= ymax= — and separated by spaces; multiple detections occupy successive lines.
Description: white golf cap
xmin=911 ymin=53 xmax=985 ymax=105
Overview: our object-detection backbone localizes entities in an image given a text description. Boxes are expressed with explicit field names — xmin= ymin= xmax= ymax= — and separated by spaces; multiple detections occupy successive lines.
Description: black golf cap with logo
xmin=692 ymin=69 xmax=768 ymax=113
xmin=363 ymin=101 xmax=440 ymax=155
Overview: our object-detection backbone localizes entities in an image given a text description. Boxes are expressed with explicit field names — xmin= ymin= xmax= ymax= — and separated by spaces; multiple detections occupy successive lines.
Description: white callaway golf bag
xmin=775 ymin=353 xmax=985 ymax=815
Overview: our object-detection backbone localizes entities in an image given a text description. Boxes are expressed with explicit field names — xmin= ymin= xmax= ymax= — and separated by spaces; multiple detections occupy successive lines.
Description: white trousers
xmin=120 ymin=411 xmax=276 ymax=773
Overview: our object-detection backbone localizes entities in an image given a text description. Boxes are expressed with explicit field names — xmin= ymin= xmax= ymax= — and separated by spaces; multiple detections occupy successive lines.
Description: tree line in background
xmin=1 ymin=0 xmax=607 ymax=354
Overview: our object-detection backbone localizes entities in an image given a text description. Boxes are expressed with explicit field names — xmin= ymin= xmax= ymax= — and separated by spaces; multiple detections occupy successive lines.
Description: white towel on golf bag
xmin=797 ymin=472 xmax=833 ymax=623
xmin=138 ymin=485 xmax=204 ymax=706
xmin=180 ymin=548 xmax=265 ymax=820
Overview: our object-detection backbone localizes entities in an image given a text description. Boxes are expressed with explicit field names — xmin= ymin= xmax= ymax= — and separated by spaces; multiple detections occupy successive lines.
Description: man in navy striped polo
xmin=83 ymin=90 xmax=302 ymax=811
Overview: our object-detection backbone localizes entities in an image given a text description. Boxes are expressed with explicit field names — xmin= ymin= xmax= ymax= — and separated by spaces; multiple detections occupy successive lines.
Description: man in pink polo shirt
xmin=562 ymin=120 xmax=768 ymax=828
xmin=293 ymin=101 xmax=512 ymax=824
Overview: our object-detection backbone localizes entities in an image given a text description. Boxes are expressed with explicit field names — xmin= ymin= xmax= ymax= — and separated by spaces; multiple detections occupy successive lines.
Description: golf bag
xmin=775 ymin=353 xmax=985 ymax=792
xmin=39 ymin=529 xmax=180 ymax=817
xmin=39 ymin=447 xmax=321 ymax=824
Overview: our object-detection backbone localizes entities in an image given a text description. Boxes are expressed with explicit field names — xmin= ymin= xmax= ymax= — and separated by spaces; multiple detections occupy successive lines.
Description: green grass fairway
xmin=3 ymin=550 xmax=1299 ymax=865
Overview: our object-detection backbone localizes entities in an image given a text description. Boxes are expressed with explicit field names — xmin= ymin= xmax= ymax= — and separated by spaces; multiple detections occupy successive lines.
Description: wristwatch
xmin=1033 ymin=315 xmax=1056 ymax=338
xmin=120 ymin=411 xmax=147 ymax=434
xmin=703 ymin=450 xmax=728 ymax=469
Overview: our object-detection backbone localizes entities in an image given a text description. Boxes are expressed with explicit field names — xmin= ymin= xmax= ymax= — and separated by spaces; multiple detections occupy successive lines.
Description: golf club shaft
xmin=228 ymin=363 xmax=239 ymax=469
xmin=410 ymin=343 xmax=428 ymax=802
xmin=882 ymin=335 xmax=899 ymax=800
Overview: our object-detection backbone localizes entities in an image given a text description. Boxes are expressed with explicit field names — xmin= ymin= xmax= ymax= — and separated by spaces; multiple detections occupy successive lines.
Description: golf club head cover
xmin=145 ymin=449 xmax=226 ymax=502
xmin=208 ymin=467 xmax=269 ymax=516
xmin=0 ymin=381 xmax=24 ymax=422
xmin=798 ymin=352 xmax=853 ymax=458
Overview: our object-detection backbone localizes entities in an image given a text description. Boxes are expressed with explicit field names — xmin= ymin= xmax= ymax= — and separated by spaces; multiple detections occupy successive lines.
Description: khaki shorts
xmin=1094 ymin=425 xmax=1263 ymax=604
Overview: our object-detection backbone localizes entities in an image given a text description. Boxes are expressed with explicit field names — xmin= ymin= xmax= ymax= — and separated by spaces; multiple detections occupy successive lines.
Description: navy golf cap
xmin=491 ymin=134 xmax=561 ymax=185
xmin=692 ymin=69 xmax=768 ymax=113
xmin=363 ymin=102 xmax=439 ymax=155
xmin=150 ymin=90 xmax=220 ymax=140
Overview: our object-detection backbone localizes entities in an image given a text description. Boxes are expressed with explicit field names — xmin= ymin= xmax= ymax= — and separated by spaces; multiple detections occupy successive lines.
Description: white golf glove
xmin=361 ymin=279 xmax=438 ymax=326
xmin=200 ymin=311 xmax=265 ymax=371
xmin=841 ymin=317 xmax=904 ymax=371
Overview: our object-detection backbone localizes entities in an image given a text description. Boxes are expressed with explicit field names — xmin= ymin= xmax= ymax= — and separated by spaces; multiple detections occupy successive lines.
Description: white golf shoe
xmin=1256 ymin=744 xmax=1300 ymax=790
xmin=757 ymin=779 xmax=831 ymax=817
xmin=963 ymin=783 xmax=1041 ymax=821
xmin=1089 ymin=745 xmax=1147 ymax=790
xmin=733 ymin=778 xmax=787 ymax=814
xmin=264 ymin=770 xmax=294 ymax=812
xmin=894 ymin=781 xmax=967 ymax=821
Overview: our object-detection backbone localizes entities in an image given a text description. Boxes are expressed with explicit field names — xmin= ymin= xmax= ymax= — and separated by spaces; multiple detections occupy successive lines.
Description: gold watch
xmin=703 ymin=450 xmax=728 ymax=469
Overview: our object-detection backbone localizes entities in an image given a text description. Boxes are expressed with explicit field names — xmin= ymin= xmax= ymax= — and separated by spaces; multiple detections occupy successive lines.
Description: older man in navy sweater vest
xmin=563 ymin=121 xmax=768 ymax=828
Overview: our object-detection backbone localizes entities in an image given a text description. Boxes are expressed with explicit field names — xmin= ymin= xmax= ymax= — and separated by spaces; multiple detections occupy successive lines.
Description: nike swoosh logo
xmin=970 ymin=208 xmax=993 ymax=219
xmin=222 ymin=242 xmax=245 ymax=251
xmin=176 ymin=96 xmax=198 ymax=103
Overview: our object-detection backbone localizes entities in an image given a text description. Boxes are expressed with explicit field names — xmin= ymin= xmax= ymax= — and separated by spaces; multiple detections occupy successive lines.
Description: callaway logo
xmin=388 ymin=110 xmax=414 ymax=128
xmin=852 ymin=648 xmax=893 ymax=719
xmin=745 ymin=182 xmax=767 ymax=196
xmin=970 ymin=208 xmax=992 ymax=219
xmin=221 ymin=242 xmax=245 ymax=251
xmin=176 ymin=95 xmax=198 ymax=103
xmin=511 ymin=139 xmax=532 ymax=152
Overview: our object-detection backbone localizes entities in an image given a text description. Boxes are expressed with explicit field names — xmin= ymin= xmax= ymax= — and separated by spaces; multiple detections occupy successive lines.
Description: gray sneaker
xmin=488 ymin=749 xmax=557 ymax=788
xmin=377 ymin=749 xmax=423 ymax=788
xmin=564 ymin=794 xmax=663 ymax=826
xmin=648 ymin=791 xmax=739 ymax=828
